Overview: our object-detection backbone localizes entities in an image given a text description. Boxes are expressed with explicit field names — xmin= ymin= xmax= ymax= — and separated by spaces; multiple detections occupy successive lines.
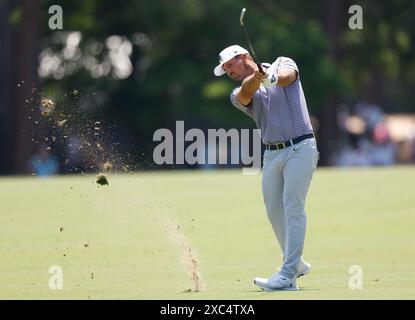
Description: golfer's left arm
xmin=277 ymin=68 xmax=298 ymax=87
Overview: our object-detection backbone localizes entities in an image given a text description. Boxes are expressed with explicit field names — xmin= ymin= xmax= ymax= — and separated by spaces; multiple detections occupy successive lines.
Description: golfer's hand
xmin=242 ymin=70 xmax=265 ymax=92
xmin=253 ymin=70 xmax=267 ymax=82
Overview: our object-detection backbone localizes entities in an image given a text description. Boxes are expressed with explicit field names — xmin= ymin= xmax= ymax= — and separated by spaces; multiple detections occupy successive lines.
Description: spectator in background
xmin=335 ymin=114 xmax=371 ymax=166
xmin=335 ymin=135 xmax=372 ymax=166
xmin=412 ymin=137 xmax=415 ymax=162
xmin=334 ymin=101 xmax=400 ymax=167
xmin=355 ymin=101 xmax=385 ymax=131
xmin=368 ymin=122 xmax=396 ymax=165
xmin=396 ymin=139 xmax=415 ymax=164
xmin=29 ymin=145 xmax=59 ymax=176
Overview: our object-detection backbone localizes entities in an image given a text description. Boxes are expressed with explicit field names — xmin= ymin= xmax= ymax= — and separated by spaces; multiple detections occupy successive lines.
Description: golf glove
xmin=261 ymin=72 xmax=279 ymax=88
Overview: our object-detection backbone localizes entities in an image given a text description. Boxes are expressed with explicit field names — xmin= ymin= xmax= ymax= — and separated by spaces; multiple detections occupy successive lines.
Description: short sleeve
xmin=271 ymin=56 xmax=299 ymax=75
xmin=230 ymin=87 xmax=254 ymax=117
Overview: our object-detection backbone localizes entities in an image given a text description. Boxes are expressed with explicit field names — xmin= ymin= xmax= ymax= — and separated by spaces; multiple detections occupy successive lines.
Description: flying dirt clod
xmin=96 ymin=174 xmax=109 ymax=186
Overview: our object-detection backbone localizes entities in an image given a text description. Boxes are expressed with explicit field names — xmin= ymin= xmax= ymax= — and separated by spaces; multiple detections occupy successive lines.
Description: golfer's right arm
xmin=237 ymin=70 xmax=265 ymax=107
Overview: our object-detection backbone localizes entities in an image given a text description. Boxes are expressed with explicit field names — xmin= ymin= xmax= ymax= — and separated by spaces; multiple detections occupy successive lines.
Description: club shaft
xmin=240 ymin=11 xmax=264 ymax=74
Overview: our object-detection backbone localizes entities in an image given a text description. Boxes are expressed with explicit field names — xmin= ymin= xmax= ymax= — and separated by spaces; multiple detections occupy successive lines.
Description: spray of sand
xmin=161 ymin=216 xmax=204 ymax=292
xmin=33 ymin=89 xmax=138 ymax=180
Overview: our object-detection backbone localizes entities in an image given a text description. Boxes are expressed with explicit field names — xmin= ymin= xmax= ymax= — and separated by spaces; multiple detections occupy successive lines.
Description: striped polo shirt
xmin=230 ymin=56 xmax=313 ymax=145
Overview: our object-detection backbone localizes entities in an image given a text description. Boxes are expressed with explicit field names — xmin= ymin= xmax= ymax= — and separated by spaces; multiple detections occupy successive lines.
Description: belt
xmin=265 ymin=133 xmax=315 ymax=150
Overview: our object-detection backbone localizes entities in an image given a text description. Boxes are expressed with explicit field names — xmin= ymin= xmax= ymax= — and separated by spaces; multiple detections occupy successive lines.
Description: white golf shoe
xmin=273 ymin=260 xmax=311 ymax=278
xmin=254 ymin=273 xmax=299 ymax=291
xmin=296 ymin=260 xmax=311 ymax=278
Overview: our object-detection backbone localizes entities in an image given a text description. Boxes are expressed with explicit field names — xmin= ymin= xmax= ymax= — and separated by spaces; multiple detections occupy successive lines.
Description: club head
xmin=240 ymin=8 xmax=246 ymax=26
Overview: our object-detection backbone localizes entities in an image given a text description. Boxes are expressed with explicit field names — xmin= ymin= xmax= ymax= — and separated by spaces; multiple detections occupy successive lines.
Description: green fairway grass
xmin=1 ymin=167 xmax=414 ymax=299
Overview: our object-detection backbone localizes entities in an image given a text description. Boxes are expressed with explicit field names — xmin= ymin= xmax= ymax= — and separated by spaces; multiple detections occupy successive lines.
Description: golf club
xmin=239 ymin=8 xmax=265 ymax=74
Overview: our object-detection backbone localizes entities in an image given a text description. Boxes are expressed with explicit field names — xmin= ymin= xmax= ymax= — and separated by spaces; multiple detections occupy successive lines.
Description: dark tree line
xmin=1 ymin=0 xmax=414 ymax=173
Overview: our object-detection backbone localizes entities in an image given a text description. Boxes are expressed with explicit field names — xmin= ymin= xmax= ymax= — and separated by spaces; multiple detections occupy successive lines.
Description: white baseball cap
xmin=213 ymin=45 xmax=249 ymax=76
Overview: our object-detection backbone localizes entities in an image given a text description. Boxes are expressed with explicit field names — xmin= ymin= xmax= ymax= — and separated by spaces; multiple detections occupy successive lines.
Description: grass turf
xmin=0 ymin=166 xmax=414 ymax=299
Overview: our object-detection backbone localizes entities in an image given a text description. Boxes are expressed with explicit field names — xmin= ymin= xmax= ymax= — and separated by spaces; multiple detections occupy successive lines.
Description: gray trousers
xmin=261 ymin=138 xmax=319 ymax=278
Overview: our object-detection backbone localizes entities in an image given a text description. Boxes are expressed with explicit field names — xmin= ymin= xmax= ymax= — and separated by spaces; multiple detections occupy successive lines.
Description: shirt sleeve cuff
xmin=277 ymin=57 xmax=299 ymax=74
xmin=230 ymin=87 xmax=252 ymax=115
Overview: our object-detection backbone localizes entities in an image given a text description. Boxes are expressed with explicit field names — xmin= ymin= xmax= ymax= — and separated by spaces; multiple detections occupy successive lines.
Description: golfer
xmin=214 ymin=45 xmax=319 ymax=291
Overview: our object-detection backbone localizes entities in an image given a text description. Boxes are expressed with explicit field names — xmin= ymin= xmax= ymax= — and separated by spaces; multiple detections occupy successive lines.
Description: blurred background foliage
xmin=1 ymin=0 xmax=414 ymax=173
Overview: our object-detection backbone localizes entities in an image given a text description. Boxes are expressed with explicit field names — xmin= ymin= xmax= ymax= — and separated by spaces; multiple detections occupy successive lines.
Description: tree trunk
xmin=317 ymin=0 xmax=344 ymax=166
xmin=11 ymin=0 xmax=41 ymax=173
xmin=0 ymin=0 xmax=15 ymax=174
